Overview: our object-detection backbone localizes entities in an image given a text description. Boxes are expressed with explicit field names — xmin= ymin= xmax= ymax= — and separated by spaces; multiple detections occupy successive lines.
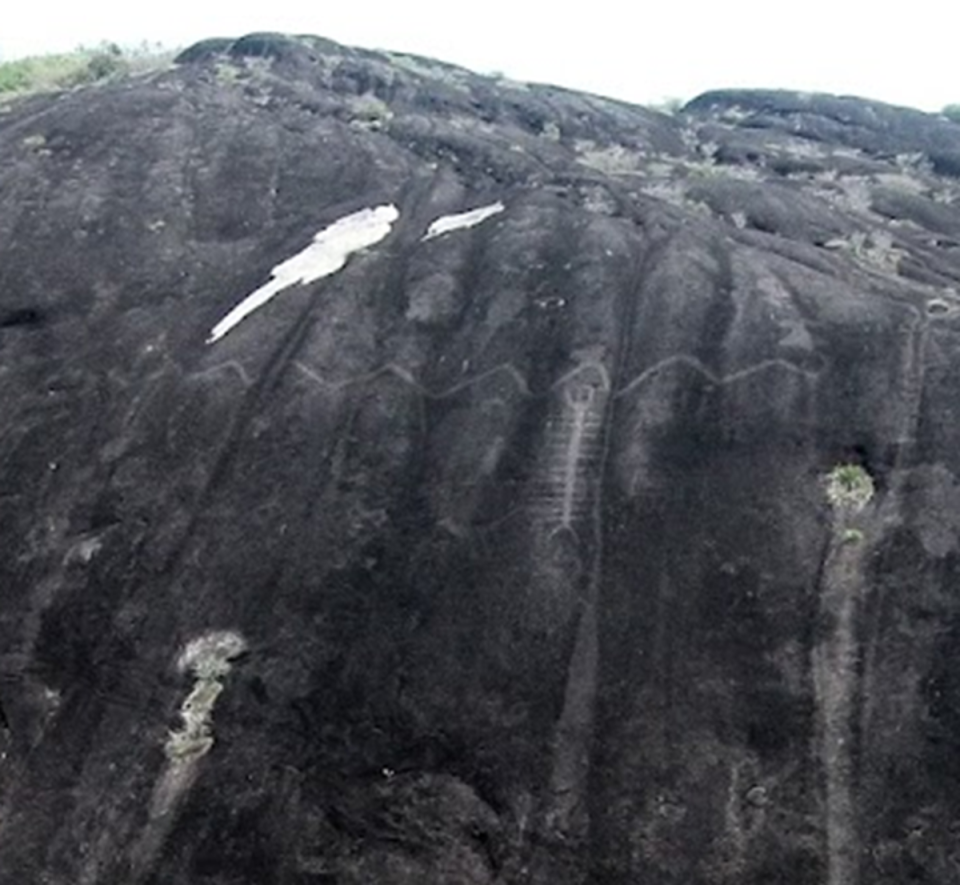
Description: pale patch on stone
xmin=422 ymin=201 xmax=504 ymax=241
xmin=778 ymin=323 xmax=814 ymax=350
xmin=207 ymin=205 xmax=399 ymax=343
xmin=65 ymin=536 xmax=103 ymax=565
xmin=177 ymin=630 xmax=247 ymax=678
xmin=129 ymin=630 xmax=248 ymax=878
xmin=166 ymin=629 xmax=247 ymax=759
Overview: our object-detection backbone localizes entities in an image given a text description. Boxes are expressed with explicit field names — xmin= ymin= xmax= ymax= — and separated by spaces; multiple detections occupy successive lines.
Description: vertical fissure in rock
xmin=814 ymin=464 xmax=875 ymax=885
xmin=536 ymin=364 xmax=611 ymax=850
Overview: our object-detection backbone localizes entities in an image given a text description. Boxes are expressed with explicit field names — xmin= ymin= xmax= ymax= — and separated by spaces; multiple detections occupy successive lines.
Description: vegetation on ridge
xmin=0 ymin=42 xmax=173 ymax=100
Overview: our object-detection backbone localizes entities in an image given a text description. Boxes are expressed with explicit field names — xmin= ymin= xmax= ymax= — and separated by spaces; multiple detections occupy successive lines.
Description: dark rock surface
xmin=2 ymin=31 xmax=960 ymax=884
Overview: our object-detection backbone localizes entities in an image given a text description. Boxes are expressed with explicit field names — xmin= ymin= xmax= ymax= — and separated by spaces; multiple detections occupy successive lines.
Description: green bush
xmin=82 ymin=43 xmax=128 ymax=82
xmin=0 ymin=62 xmax=32 ymax=93
xmin=943 ymin=104 xmax=960 ymax=123
xmin=825 ymin=463 xmax=874 ymax=514
xmin=0 ymin=42 xmax=170 ymax=99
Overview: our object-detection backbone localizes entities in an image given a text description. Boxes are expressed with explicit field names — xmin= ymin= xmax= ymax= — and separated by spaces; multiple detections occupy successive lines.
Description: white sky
xmin=2 ymin=2 xmax=958 ymax=112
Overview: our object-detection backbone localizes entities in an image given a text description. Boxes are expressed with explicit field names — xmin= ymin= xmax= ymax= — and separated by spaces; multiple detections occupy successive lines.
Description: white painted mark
xmin=207 ymin=204 xmax=399 ymax=343
xmin=422 ymin=201 xmax=504 ymax=241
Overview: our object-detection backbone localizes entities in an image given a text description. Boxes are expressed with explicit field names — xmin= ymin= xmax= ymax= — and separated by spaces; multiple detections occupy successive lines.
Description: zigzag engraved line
xmin=292 ymin=360 xmax=531 ymax=399
xmin=198 ymin=353 xmax=815 ymax=408
xmin=193 ymin=361 xmax=254 ymax=388
xmin=553 ymin=361 xmax=612 ymax=394
xmin=614 ymin=355 xmax=820 ymax=398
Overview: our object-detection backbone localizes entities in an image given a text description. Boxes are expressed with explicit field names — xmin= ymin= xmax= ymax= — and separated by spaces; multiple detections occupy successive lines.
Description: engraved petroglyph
xmin=615 ymin=354 xmax=820 ymax=399
xmin=193 ymin=360 xmax=254 ymax=388
xmin=283 ymin=353 xmax=816 ymax=404
xmin=285 ymin=354 xmax=815 ymax=532
xmin=533 ymin=363 xmax=611 ymax=538
xmin=292 ymin=359 xmax=531 ymax=400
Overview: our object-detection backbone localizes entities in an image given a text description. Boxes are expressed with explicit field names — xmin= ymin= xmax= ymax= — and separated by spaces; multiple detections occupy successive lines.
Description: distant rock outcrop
xmin=2 ymin=31 xmax=960 ymax=885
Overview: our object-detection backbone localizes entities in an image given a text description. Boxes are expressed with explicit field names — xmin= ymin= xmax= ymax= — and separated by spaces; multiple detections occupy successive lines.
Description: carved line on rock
xmin=553 ymin=360 xmax=612 ymax=394
xmin=538 ymin=365 xmax=615 ymax=839
xmin=188 ymin=351 xmax=815 ymax=542
xmin=279 ymin=353 xmax=815 ymax=403
xmin=535 ymin=367 xmax=610 ymax=537
xmin=614 ymin=354 xmax=820 ymax=398
xmin=292 ymin=359 xmax=532 ymax=399
xmin=181 ymin=352 xmax=816 ymax=544
xmin=193 ymin=360 xmax=254 ymax=388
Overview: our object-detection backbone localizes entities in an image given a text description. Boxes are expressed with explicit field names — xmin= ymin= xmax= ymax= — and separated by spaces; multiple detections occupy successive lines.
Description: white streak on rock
xmin=207 ymin=204 xmax=399 ymax=343
xmin=422 ymin=201 xmax=504 ymax=241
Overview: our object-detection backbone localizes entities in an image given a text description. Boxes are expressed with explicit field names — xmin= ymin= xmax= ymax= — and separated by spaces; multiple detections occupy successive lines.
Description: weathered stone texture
xmin=2 ymin=32 xmax=960 ymax=885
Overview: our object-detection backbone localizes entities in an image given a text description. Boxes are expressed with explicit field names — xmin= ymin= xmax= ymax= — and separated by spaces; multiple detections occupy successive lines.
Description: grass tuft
xmin=0 ymin=42 xmax=174 ymax=101
xmin=825 ymin=463 xmax=875 ymax=514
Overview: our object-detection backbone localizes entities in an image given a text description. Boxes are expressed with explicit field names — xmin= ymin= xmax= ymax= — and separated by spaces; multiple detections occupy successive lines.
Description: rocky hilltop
xmin=2 ymin=32 xmax=960 ymax=885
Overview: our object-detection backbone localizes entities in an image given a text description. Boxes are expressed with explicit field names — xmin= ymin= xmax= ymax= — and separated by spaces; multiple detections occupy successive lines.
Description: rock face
xmin=2 ymin=32 xmax=960 ymax=885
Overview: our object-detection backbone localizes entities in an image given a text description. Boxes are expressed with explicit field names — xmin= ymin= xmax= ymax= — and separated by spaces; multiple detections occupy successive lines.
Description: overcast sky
xmin=2 ymin=2 xmax=957 ymax=112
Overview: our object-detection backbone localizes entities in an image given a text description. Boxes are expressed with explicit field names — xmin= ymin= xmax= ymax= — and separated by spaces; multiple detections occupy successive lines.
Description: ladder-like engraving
xmin=533 ymin=364 xmax=610 ymax=538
